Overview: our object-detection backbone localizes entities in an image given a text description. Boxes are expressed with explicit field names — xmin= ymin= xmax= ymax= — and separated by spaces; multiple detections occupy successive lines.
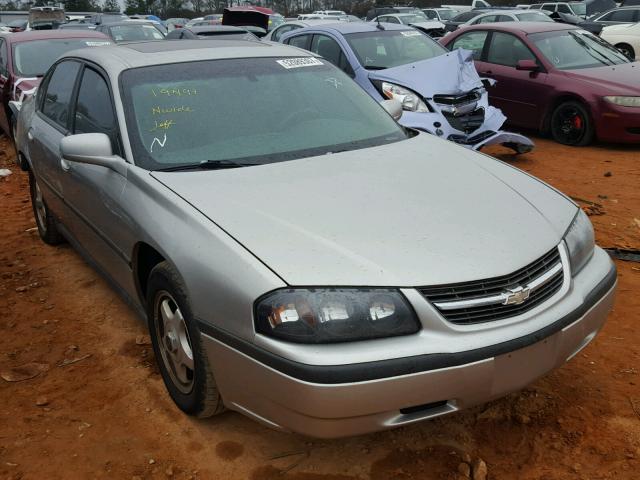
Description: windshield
xmin=12 ymin=38 xmax=112 ymax=76
xmin=438 ymin=10 xmax=457 ymax=20
xmin=516 ymin=12 xmax=555 ymax=21
xmin=346 ymin=30 xmax=447 ymax=69
xmin=398 ymin=14 xmax=429 ymax=24
xmin=120 ymin=58 xmax=407 ymax=171
xmin=108 ymin=24 xmax=164 ymax=42
xmin=570 ymin=2 xmax=586 ymax=15
xmin=530 ymin=29 xmax=628 ymax=69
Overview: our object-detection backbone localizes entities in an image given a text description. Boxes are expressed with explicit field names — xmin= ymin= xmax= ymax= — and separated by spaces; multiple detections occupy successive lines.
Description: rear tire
xmin=146 ymin=261 xmax=225 ymax=418
xmin=550 ymin=101 xmax=593 ymax=146
xmin=29 ymin=171 xmax=64 ymax=245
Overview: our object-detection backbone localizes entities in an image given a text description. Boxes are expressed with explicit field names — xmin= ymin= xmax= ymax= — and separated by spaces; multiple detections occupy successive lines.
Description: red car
xmin=0 ymin=30 xmax=111 ymax=141
xmin=440 ymin=22 xmax=640 ymax=145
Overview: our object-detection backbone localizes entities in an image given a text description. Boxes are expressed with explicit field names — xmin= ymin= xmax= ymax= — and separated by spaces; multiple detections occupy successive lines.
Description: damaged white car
xmin=281 ymin=22 xmax=534 ymax=152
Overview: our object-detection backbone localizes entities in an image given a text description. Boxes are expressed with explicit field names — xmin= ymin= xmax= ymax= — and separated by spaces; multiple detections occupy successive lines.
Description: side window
xmin=285 ymin=33 xmax=311 ymax=50
xmin=598 ymin=11 xmax=613 ymax=20
xmin=476 ymin=15 xmax=498 ymax=24
xmin=0 ymin=39 xmax=7 ymax=76
xmin=425 ymin=10 xmax=437 ymax=19
xmin=541 ymin=4 xmax=556 ymax=12
xmin=496 ymin=15 xmax=513 ymax=22
xmin=383 ymin=16 xmax=400 ymax=23
xmin=486 ymin=31 xmax=536 ymax=67
xmin=310 ymin=34 xmax=354 ymax=76
xmin=557 ymin=4 xmax=571 ymax=13
xmin=449 ymin=31 xmax=488 ymax=60
xmin=609 ymin=9 xmax=636 ymax=22
xmin=272 ymin=24 xmax=299 ymax=42
xmin=73 ymin=67 xmax=120 ymax=154
xmin=41 ymin=61 xmax=81 ymax=130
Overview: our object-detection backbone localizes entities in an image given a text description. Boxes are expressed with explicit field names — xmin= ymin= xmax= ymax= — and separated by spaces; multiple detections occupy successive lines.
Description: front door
xmin=59 ymin=64 xmax=137 ymax=296
xmin=478 ymin=31 xmax=549 ymax=129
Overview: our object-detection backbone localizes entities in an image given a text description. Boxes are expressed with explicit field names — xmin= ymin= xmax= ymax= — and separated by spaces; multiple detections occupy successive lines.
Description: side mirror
xmin=380 ymin=98 xmax=403 ymax=121
xmin=516 ymin=59 xmax=540 ymax=71
xmin=60 ymin=133 xmax=127 ymax=176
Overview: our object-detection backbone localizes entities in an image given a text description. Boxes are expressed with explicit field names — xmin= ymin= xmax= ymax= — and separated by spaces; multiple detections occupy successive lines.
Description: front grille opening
xmin=400 ymin=400 xmax=449 ymax=415
xmin=442 ymin=107 xmax=485 ymax=134
xmin=420 ymin=247 xmax=564 ymax=325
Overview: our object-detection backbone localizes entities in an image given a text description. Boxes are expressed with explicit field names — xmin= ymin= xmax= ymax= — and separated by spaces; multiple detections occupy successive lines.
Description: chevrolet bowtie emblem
xmin=503 ymin=286 xmax=531 ymax=305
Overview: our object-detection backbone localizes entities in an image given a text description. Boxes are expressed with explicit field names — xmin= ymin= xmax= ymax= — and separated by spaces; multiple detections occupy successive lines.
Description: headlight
xmin=381 ymin=82 xmax=430 ymax=112
xmin=255 ymin=288 xmax=420 ymax=344
xmin=564 ymin=209 xmax=595 ymax=276
xmin=604 ymin=96 xmax=640 ymax=107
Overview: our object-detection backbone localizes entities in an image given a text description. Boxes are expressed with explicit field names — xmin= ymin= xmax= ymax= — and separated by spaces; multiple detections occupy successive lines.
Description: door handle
xmin=60 ymin=158 xmax=71 ymax=172
xmin=27 ymin=128 xmax=34 ymax=140
xmin=480 ymin=70 xmax=493 ymax=75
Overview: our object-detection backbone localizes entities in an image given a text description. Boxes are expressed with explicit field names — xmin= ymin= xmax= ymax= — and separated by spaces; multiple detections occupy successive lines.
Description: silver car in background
xmin=16 ymin=40 xmax=616 ymax=438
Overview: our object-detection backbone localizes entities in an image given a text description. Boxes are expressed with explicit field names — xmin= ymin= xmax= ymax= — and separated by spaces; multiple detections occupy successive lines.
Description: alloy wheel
xmin=553 ymin=105 xmax=586 ymax=145
xmin=154 ymin=291 xmax=195 ymax=394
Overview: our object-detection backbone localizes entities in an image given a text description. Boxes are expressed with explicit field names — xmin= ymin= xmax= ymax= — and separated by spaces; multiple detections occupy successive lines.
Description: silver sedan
xmin=16 ymin=39 xmax=616 ymax=438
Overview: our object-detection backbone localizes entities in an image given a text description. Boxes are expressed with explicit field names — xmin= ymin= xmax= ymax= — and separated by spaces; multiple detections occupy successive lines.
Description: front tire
xmin=29 ymin=172 xmax=63 ymax=245
xmin=146 ymin=261 xmax=225 ymax=418
xmin=550 ymin=101 xmax=594 ymax=146
xmin=615 ymin=43 xmax=635 ymax=61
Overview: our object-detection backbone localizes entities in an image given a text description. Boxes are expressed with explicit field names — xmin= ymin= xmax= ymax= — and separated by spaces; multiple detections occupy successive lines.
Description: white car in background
xmin=422 ymin=8 xmax=460 ymax=21
xmin=462 ymin=9 xmax=556 ymax=26
xmin=370 ymin=13 xmax=446 ymax=36
xmin=600 ymin=22 xmax=640 ymax=59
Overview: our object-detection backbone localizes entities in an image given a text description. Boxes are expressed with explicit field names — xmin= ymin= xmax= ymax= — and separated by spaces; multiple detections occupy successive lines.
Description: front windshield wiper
xmin=569 ymin=31 xmax=615 ymax=66
xmin=364 ymin=65 xmax=387 ymax=70
xmin=154 ymin=159 xmax=254 ymax=172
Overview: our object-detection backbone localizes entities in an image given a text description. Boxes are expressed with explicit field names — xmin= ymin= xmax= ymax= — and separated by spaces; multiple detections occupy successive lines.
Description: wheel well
xmin=133 ymin=243 xmax=165 ymax=303
xmin=541 ymin=94 xmax=589 ymax=134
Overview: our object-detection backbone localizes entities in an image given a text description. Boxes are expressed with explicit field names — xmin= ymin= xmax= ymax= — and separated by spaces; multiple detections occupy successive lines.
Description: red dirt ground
xmin=1 ymin=136 xmax=639 ymax=480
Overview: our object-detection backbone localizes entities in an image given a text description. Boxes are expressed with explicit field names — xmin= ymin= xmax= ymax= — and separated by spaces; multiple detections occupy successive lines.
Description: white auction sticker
xmin=277 ymin=57 xmax=324 ymax=69
xmin=85 ymin=41 xmax=112 ymax=46
xmin=400 ymin=30 xmax=421 ymax=37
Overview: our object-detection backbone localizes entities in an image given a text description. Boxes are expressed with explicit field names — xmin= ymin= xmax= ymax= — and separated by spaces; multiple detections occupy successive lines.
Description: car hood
xmin=367 ymin=48 xmax=484 ymax=96
xmin=561 ymin=62 xmax=640 ymax=95
xmin=151 ymin=134 xmax=576 ymax=286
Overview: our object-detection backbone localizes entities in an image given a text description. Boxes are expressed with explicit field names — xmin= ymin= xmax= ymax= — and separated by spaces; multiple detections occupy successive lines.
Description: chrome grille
xmin=419 ymin=247 xmax=564 ymax=325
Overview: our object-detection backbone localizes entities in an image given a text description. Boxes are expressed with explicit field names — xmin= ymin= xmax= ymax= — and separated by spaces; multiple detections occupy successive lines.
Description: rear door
xmin=27 ymin=60 xmax=81 ymax=221
xmin=479 ymin=30 xmax=549 ymax=128
xmin=0 ymin=38 xmax=9 ymax=134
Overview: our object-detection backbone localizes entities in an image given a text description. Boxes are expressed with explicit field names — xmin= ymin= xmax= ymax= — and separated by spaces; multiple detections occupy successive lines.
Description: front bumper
xmin=399 ymin=110 xmax=534 ymax=152
xmin=200 ymin=248 xmax=616 ymax=438
xmin=594 ymin=100 xmax=640 ymax=143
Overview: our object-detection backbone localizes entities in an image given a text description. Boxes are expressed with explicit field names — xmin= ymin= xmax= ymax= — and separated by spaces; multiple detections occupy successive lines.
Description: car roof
xmin=0 ymin=29 xmax=110 ymax=43
xmin=296 ymin=21 xmax=413 ymax=34
xmin=62 ymin=40 xmax=312 ymax=72
xmin=459 ymin=20 xmax=579 ymax=34
xmin=187 ymin=25 xmax=245 ymax=33
xmin=101 ymin=20 xmax=160 ymax=27
xmin=476 ymin=9 xmax=542 ymax=14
